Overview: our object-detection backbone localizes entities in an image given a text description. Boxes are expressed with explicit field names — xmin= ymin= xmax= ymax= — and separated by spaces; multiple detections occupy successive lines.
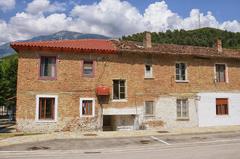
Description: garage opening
xmin=103 ymin=115 xmax=136 ymax=131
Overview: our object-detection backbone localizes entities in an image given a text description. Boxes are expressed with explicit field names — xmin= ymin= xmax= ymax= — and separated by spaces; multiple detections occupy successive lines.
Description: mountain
xmin=122 ymin=27 xmax=240 ymax=49
xmin=0 ymin=31 xmax=110 ymax=58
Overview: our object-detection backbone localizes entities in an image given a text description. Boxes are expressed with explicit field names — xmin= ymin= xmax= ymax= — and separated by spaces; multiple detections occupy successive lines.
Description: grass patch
xmin=0 ymin=133 xmax=42 ymax=139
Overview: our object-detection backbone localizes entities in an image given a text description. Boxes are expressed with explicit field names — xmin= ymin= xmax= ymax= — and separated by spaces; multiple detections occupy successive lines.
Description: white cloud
xmin=220 ymin=20 xmax=240 ymax=32
xmin=70 ymin=0 xmax=144 ymax=36
xmin=8 ymin=12 xmax=72 ymax=40
xmin=0 ymin=0 xmax=240 ymax=45
xmin=26 ymin=0 xmax=65 ymax=15
xmin=143 ymin=1 xmax=182 ymax=31
xmin=0 ymin=0 xmax=15 ymax=11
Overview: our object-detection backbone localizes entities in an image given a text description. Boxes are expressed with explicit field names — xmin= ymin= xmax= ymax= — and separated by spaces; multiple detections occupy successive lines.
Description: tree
xmin=0 ymin=55 xmax=18 ymax=111
xmin=121 ymin=27 xmax=240 ymax=50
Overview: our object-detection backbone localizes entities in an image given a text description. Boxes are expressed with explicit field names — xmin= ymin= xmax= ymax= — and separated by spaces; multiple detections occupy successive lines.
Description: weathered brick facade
xmin=16 ymin=48 xmax=240 ymax=131
xmin=12 ymin=38 xmax=240 ymax=132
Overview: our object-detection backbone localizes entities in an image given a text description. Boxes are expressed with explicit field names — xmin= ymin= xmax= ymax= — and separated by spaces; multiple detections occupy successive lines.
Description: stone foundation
xmin=16 ymin=117 xmax=99 ymax=133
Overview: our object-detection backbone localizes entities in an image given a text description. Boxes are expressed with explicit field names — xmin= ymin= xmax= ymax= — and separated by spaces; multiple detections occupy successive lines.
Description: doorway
xmin=103 ymin=115 xmax=113 ymax=131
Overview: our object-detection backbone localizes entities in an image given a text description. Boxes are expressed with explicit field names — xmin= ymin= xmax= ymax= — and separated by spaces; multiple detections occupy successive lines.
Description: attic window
xmin=40 ymin=56 xmax=56 ymax=79
xmin=83 ymin=60 xmax=95 ymax=77
xmin=176 ymin=62 xmax=187 ymax=82
xmin=215 ymin=64 xmax=227 ymax=83
xmin=145 ymin=64 xmax=153 ymax=78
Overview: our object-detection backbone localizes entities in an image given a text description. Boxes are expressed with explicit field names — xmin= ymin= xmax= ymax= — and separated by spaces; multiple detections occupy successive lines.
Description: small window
xmin=145 ymin=64 xmax=153 ymax=78
xmin=145 ymin=101 xmax=155 ymax=116
xmin=36 ymin=95 xmax=58 ymax=121
xmin=215 ymin=64 xmax=226 ymax=82
xmin=216 ymin=98 xmax=228 ymax=115
xmin=113 ymin=80 xmax=126 ymax=100
xmin=83 ymin=61 xmax=94 ymax=76
xmin=80 ymin=98 xmax=95 ymax=117
xmin=176 ymin=63 xmax=187 ymax=81
xmin=40 ymin=56 xmax=56 ymax=78
xmin=176 ymin=99 xmax=189 ymax=119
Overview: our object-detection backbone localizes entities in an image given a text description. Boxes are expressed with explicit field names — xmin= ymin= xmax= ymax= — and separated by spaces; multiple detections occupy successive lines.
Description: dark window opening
xmin=40 ymin=56 xmax=56 ymax=78
xmin=39 ymin=98 xmax=55 ymax=120
xmin=113 ymin=80 xmax=126 ymax=100
xmin=176 ymin=63 xmax=186 ymax=81
xmin=215 ymin=64 xmax=226 ymax=82
xmin=82 ymin=100 xmax=93 ymax=116
xmin=83 ymin=61 xmax=94 ymax=76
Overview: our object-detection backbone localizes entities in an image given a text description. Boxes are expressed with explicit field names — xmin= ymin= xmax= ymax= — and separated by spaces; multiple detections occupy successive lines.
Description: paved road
xmin=1 ymin=132 xmax=240 ymax=159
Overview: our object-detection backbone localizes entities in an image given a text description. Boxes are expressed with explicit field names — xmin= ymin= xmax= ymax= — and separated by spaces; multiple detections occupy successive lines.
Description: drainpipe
xmin=100 ymin=103 xmax=103 ymax=131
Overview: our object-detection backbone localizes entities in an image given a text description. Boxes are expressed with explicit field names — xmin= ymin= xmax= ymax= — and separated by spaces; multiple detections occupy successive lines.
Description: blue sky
xmin=0 ymin=0 xmax=239 ymax=44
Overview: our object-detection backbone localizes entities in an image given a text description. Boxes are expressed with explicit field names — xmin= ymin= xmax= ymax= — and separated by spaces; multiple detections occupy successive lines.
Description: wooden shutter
xmin=216 ymin=98 xmax=228 ymax=105
xmin=216 ymin=98 xmax=228 ymax=115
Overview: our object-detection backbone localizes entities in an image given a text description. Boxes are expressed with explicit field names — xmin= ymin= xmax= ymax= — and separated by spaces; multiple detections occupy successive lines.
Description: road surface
xmin=1 ymin=132 xmax=240 ymax=159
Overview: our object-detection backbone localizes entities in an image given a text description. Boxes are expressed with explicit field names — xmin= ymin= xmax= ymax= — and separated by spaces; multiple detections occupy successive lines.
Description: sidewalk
xmin=1 ymin=125 xmax=240 ymax=147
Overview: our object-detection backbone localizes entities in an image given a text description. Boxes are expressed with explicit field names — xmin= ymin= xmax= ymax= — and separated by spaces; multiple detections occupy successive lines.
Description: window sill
xmin=144 ymin=115 xmax=155 ymax=118
xmin=175 ymin=80 xmax=189 ymax=83
xmin=176 ymin=118 xmax=189 ymax=121
xmin=144 ymin=77 xmax=154 ymax=80
xmin=35 ymin=120 xmax=57 ymax=123
xmin=83 ymin=74 xmax=94 ymax=78
xmin=215 ymin=82 xmax=228 ymax=84
xmin=112 ymin=99 xmax=128 ymax=102
xmin=80 ymin=115 xmax=95 ymax=118
xmin=215 ymin=114 xmax=229 ymax=117
xmin=39 ymin=77 xmax=57 ymax=81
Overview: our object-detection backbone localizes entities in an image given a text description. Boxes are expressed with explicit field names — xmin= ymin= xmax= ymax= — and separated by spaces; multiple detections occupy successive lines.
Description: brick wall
xmin=16 ymin=50 xmax=240 ymax=131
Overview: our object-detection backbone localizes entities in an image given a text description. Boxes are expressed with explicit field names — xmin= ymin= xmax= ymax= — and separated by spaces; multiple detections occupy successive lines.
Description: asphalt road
xmin=1 ymin=132 xmax=240 ymax=159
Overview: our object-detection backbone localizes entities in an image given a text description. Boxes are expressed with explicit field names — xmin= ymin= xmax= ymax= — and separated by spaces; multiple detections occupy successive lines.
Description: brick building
xmin=11 ymin=33 xmax=240 ymax=132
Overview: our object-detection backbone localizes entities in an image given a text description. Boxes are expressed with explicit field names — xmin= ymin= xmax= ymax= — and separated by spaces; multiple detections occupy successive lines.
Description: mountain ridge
xmin=0 ymin=31 xmax=110 ymax=58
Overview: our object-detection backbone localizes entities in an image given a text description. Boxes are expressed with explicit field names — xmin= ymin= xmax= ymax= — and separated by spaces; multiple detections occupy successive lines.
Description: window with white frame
xmin=176 ymin=99 xmax=189 ymax=119
xmin=145 ymin=64 xmax=153 ymax=78
xmin=145 ymin=101 xmax=155 ymax=116
xmin=215 ymin=64 xmax=227 ymax=83
xmin=83 ymin=60 xmax=94 ymax=76
xmin=80 ymin=98 xmax=95 ymax=117
xmin=176 ymin=62 xmax=187 ymax=81
xmin=36 ymin=95 xmax=58 ymax=121
xmin=113 ymin=80 xmax=126 ymax=100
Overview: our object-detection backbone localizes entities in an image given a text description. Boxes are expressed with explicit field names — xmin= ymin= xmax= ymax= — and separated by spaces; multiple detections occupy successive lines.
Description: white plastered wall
xmin=197 ymin=92 xmax=240 ymax=127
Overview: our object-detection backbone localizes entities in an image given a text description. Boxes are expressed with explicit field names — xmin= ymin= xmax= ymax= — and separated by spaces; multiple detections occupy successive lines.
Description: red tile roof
xmin=113 ymin=40 xmax=240 ymax=59
xmin=10 ymin=39 xmax=117 ymax=54
xmin=10 ymin=39 xmax=240 ymax=59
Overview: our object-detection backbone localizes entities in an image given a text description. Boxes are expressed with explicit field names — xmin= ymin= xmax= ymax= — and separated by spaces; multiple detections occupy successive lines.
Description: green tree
xmin=0 ymin=55 xmax=18 ymax=110
xmin=121 ymin=27 xmax=240 ymax=50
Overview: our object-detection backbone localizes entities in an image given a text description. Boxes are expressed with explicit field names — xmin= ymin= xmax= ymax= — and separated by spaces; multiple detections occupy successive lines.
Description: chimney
xmin=143 ymin=32 xmax=152 ymax=48
xmin=215 ymin=39 xmax=223 ymax=53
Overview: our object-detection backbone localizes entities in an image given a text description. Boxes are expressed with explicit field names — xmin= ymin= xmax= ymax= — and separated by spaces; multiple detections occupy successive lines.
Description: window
xmin=176 ymin=63 xmax=187 ymax=81
xmin=80 ymin=98 xmax=95 ymax=117
xmin=215 ymin=64 xmax=226 ymax=82
xmin=145 ymin=101 xmax=155 ymax=116
xmin=40 ymin=56 xmax=56 ymax=78
xmin=216 ymin=98 xmax=228 ymax=115
xmin=176 ymin=99 xmax=189 ymax=119
xmin=113 ymin=80 xmax=126 ymax=100
xmin=36 ymin=95 xmax=58 ymax=122
xmin=145 ymin=64 xmax=153 ymax=78
xmin=83 ymin=60 xmax=94 ymax=76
